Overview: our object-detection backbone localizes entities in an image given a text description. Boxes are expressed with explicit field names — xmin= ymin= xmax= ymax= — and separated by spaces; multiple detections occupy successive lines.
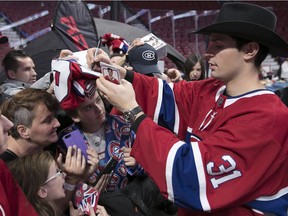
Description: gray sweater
xmin=0 ymin=72 xmax=52 ymax=104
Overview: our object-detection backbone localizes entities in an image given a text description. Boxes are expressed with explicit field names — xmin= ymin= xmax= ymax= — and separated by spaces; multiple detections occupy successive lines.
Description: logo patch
xmin=142 ymin=50 xmax=155 ymax=61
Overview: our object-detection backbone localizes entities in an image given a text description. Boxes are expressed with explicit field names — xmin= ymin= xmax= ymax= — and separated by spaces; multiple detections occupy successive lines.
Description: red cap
xmin=101 ymin=33 xmax=129 ymax=54
xmin=52 ymin=59 xmax=100 ymax=110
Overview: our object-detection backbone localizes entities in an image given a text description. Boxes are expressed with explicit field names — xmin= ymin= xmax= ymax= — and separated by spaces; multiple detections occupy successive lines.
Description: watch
xmin=123 ymin=106 xmax=143 ymax=123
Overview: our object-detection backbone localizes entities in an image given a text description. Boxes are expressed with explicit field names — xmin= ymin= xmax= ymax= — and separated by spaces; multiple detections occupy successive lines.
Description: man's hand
xmin=128 ymin=38 xmax=145 ymax=52
xmin=59 ymin=49 xmax=74 ymax=59
xmin=86 ymin=48 xmax=111 ymax=72
xmin=87 ymin=48 xmax=127 ymax=79
xmin=166 ymin=68 xmax=183 ymax=82
xmin=96 ymin=76 xmax=138 ymax=112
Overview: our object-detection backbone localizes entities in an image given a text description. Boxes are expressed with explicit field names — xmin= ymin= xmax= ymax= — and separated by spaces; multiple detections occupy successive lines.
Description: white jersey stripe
xmin=166 ymin=141 xmax=185 ymax=202
xmin=255 ymin=186 xmax=288 ymax=201
xmin=191 ymin=141 xmax=211 ymax=211
xmin=153 ymin=78 xmax=163 ymax=124
xmin=224 ymin=90 xmax=275 ymax=108
xmin=169 ymin=82 xmax=180 ymax=135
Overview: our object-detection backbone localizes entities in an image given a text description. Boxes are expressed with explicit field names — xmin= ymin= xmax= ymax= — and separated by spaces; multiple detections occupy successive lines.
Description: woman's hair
xmin=8 ymin=151 xmax=60 ymax=216
xmin=0 ymin=88 xmax=59 ymax=138
xmin=184 ymin=54 xmax=206 ymax=81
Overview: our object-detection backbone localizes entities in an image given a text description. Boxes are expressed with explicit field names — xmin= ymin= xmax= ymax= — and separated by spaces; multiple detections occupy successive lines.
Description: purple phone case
xmin=62 ymin=129 xmax=88 ymax=160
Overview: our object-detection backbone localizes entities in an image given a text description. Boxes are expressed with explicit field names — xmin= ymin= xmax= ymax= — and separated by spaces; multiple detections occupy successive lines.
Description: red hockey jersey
xmin=0 ymin=160 xmax=38 ymax=216
xmin=129 ymin=72 xmax=288 ymax=216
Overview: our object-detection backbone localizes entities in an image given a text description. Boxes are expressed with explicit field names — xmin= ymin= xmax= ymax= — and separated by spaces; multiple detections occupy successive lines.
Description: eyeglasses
xmin=44 ymin=168 xmax=64 ymax=185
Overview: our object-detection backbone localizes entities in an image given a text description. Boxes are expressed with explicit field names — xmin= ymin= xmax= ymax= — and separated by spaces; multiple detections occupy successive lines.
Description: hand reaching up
xmin=57 ymin=145 xmax=86 ymax=184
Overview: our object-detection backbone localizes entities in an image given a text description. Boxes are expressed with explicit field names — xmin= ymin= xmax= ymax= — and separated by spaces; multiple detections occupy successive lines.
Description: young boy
xmin=53 ymin=58 xmax=144 ymax=192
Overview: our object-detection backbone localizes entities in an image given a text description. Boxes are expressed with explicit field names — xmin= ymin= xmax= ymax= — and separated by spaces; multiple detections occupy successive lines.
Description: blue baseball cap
xmin=127 ymin=43 xmax=161 ymax=75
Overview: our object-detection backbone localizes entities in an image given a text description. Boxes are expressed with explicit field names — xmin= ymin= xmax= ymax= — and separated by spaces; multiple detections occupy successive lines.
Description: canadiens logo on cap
xmin=128 ymin=43 xmax=161 ymax=75
xmin=142 ymin=50 xmax=155 ymax=61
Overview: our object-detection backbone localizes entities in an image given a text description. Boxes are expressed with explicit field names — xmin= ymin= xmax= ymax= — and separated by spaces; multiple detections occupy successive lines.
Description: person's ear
xmin=243 ymin=42 xmax=259 ymax=60
xmin=7 ymin=70 xmax=16 ymax=79
xmin=17 ymin=125 xmax=30 ymax=139
xmin=38 ymin=187 xmax=48 ymax=199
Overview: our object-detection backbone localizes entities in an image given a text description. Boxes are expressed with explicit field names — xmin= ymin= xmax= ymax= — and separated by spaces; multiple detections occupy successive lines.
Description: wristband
xmin=64 ymin=182 xmax=77 ymax=191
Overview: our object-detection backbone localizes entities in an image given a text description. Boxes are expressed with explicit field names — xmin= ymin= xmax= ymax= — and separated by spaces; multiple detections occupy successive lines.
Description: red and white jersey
xmin=130 ymin=72 xmax=288 ymax=216
xmin=0 ymin=160 xmax=38 ymax=216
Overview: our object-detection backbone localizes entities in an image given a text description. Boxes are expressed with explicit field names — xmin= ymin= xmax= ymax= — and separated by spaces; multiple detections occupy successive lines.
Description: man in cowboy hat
xmin=91 ymin=2 xmax=288 ymax=216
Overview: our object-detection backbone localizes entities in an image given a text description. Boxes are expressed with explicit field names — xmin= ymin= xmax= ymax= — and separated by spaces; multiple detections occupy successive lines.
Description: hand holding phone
xmin=93 ymin=174 xmax=109 ymax=192
xmin=62 ymin=129 xmax=88 ymax=160
xmin=92 ymin=157 xmax=118 ymax=187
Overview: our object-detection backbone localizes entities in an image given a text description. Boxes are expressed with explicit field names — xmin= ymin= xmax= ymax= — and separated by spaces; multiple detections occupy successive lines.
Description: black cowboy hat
xmin=195 ymin=2 xmax=288 ymax=57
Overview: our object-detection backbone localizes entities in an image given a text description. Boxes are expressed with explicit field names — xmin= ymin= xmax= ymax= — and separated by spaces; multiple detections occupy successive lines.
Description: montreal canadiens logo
xmin=142 ymin=50 xmax=155 ymax=61
xmin=108 ymin=141 xmax=122 ymax=160
xmin=120 ymin=125 xmax=130 ymax=135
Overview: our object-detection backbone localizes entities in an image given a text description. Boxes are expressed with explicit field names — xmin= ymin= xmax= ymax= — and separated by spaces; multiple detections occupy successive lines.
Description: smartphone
xmin=100 ymin=62 xmax=121 ymax=84
xmin=62 ymin=129 xmax=88 ymax=160
xmin=93 ymin=157 xmax=118 ymax=185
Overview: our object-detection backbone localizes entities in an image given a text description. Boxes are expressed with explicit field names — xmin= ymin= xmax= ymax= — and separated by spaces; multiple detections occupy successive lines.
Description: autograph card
xmin=140 ymin=33 xmax=167 ymax=59
xmin=100 ymin=62 xmax=121 ymax=84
